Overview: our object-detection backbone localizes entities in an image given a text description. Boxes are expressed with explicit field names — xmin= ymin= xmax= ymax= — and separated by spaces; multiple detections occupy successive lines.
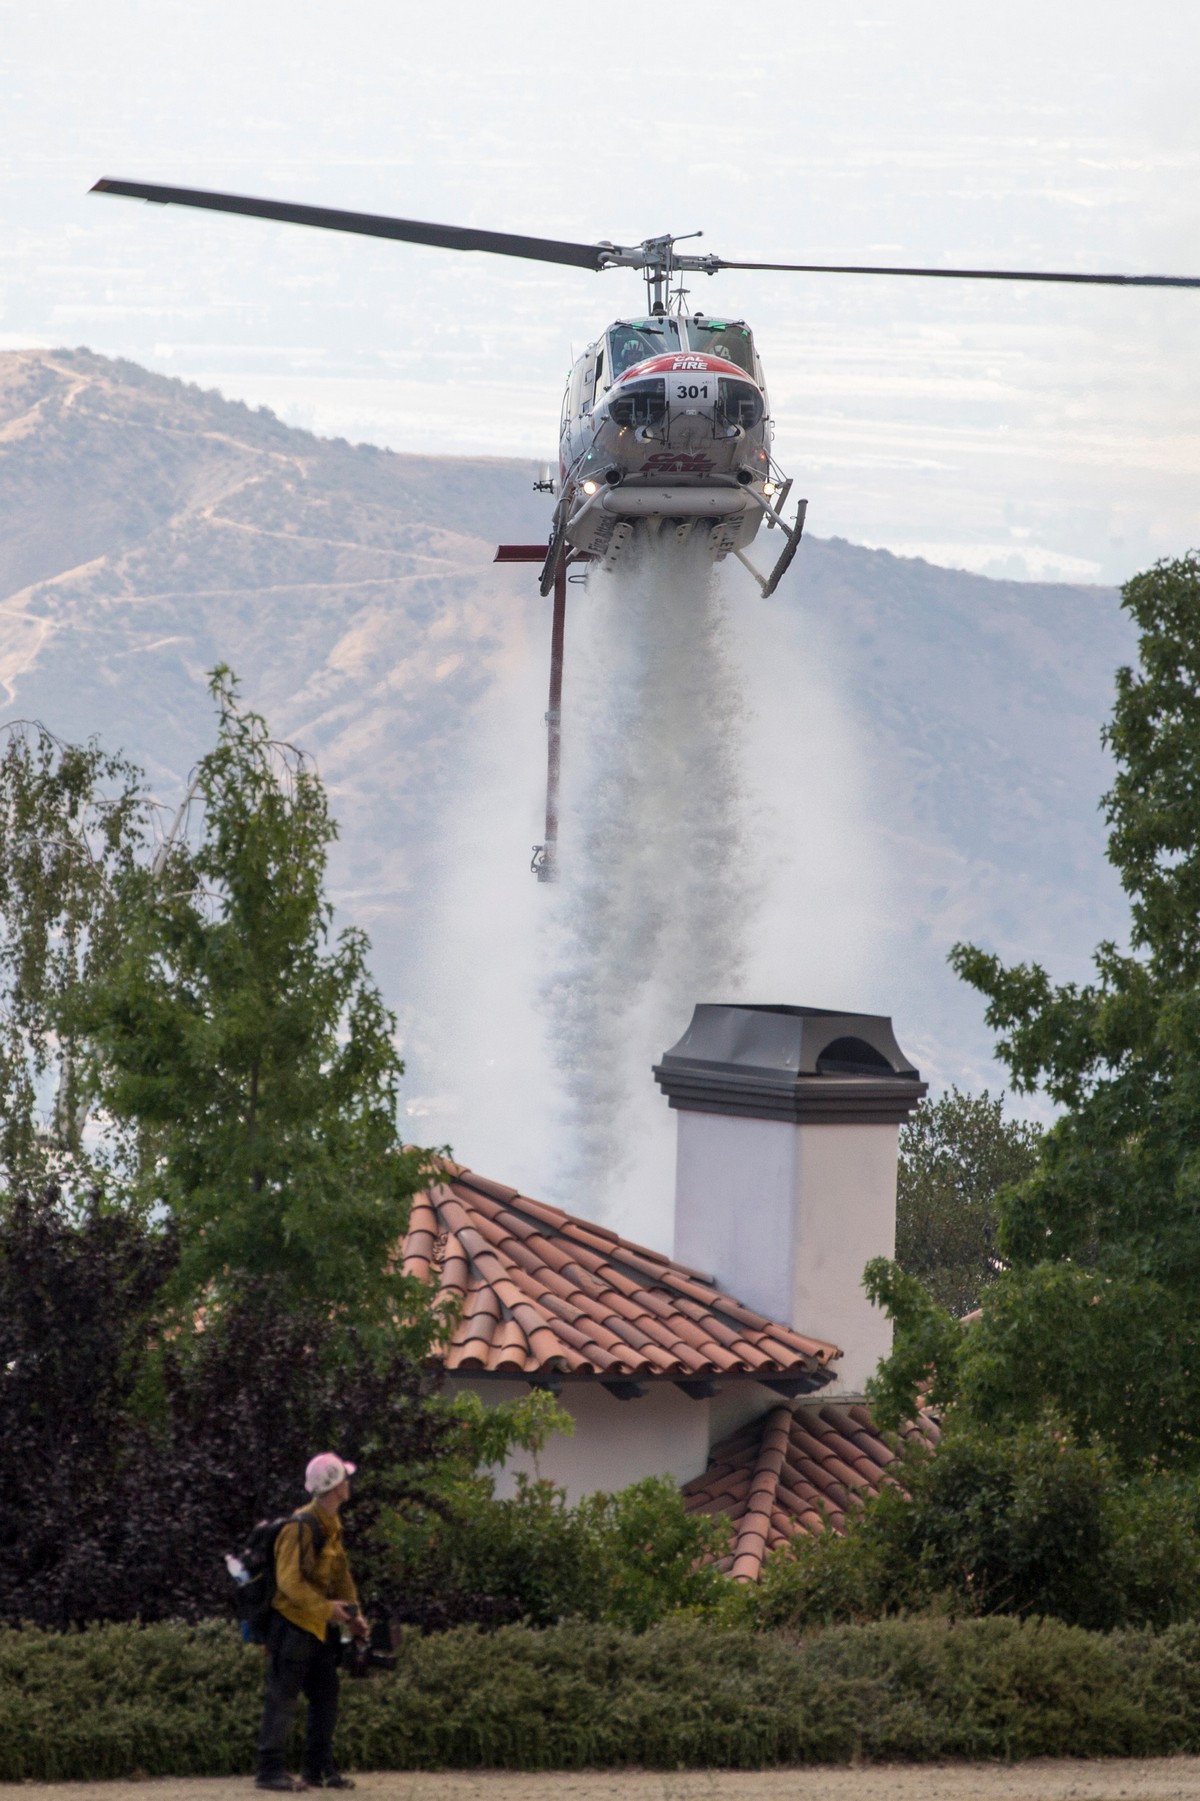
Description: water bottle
xmin=225 ymin=1554 xmax=254 ymax=1642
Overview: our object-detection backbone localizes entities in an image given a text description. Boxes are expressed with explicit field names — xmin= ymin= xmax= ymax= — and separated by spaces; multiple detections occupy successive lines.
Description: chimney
xmin=654 ymin=1004 xmax=926 ymax=1395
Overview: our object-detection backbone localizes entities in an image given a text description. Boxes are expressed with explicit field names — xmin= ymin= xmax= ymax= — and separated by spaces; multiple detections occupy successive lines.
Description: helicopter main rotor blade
xmin=91 ymin=179 xmax=611 ymax=272
xmin=90 ymin=185 xmax=1200 ymax=289
xmin=709 ymin=256 xmax=1200 ymax=289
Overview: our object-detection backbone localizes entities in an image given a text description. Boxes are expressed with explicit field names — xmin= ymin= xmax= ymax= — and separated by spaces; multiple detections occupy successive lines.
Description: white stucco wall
xmin=445 ymin=1375 xmax=775 ymax=1502
xmin=790 ymin=1119 xmax=898 ymax=1392
xmin=672 ymin=1109 xmax=898 ymax=1394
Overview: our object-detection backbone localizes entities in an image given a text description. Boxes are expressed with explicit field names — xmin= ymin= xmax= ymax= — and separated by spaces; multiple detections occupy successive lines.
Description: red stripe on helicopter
xmin=616 ymin=353 xmax=755 ymax=383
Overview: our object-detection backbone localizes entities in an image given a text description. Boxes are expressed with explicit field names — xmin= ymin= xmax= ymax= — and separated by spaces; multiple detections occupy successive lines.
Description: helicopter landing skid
xmin=732 ymin=494 xmax=808 ymax=599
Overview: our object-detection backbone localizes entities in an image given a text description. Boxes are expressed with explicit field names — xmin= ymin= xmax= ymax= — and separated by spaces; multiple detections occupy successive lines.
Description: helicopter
xmin=544 ymin=301 xmax=800 ymax=600
xmin=90 ymin=179 xmax=1200 ymax=879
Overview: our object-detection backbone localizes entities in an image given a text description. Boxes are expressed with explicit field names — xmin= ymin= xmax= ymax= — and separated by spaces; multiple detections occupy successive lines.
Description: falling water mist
xmin=542 ymin=536 xmax=754 ymax=1227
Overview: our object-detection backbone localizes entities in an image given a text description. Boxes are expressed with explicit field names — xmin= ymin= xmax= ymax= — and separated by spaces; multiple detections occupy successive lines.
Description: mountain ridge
xmin=0 ymin=346 xmax=1134 ymax=1240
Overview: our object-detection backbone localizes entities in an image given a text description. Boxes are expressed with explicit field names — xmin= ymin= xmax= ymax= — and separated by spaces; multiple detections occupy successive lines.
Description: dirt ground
xmin=8 ymin=1766 xmax=1200 ymax=1801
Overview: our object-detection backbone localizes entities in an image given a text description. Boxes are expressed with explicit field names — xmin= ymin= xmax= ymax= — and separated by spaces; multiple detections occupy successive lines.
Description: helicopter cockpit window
xmin=607 ymin=320 xmax=679 ymax=379
xmin=684 ymin=319 xmax=755 ymax=375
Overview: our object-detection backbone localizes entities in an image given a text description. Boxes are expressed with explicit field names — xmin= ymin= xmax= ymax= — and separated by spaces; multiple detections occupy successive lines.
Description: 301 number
xmin=674 ymin=383 xmax=709 ymax=400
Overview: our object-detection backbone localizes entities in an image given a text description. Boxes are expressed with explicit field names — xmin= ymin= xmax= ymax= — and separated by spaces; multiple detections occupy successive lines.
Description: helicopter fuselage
xmin=546 ymin=311 xmax=801 ymax=595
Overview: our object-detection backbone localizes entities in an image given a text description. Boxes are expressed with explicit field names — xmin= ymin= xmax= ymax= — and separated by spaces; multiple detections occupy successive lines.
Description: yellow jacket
xmin=272 ymin=1501 xmax=359 ymax=1641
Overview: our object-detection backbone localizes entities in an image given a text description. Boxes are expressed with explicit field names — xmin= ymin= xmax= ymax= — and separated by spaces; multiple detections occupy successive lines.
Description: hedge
xmin=5 ymin=1613 xmax=1200 ymax=1780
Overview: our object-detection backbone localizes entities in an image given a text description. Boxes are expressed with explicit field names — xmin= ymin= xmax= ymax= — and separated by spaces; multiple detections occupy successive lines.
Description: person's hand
xmin=329 ymin=1601 xmax=356 ymax=1626
xmin=350 ymin=1614 xmax=370 ymax=1643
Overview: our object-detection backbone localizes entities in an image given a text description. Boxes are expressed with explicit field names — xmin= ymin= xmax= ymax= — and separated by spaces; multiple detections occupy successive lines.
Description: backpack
xmin=226 ymin=1510 xmax=326 ymax=1644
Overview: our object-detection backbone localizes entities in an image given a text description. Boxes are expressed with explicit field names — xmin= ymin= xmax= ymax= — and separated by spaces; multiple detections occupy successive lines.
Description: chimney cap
xmin=653 ymin=1003 xmax=927 ymax=1125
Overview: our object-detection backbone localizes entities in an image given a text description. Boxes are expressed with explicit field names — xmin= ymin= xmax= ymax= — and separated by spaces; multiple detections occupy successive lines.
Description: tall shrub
xmin=754 ymin=1414 xmax=1200 ymax=1633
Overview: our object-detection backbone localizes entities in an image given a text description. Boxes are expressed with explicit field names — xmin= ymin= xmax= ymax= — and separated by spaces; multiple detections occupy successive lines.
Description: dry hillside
xmin=0 ymin=346 xmax=1136 ymax=1219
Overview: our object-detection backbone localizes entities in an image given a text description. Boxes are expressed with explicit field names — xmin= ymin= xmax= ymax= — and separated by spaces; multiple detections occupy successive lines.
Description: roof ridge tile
xmin=453 ymin=1171 xmax=522 ymax=1204
xmin=561 ymin=1217 xmax=622 ymax=1251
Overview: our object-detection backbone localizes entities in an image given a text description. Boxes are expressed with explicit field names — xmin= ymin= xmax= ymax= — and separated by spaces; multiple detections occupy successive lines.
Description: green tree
xmin=78 ymin=670 xmax=436 ymax=1343
xmin=872 ymin=553 xmax=1200 ymax=1468
xmin=0 ymin=682 xmax=589 ymax=1631
xmin=895 ymin=1087 xmax=1042 ymax=1315
xmin=0 ymin=724 xmax=147 ymax=1193
xmin=953 ymin=555 xmax=1200 ymax=1291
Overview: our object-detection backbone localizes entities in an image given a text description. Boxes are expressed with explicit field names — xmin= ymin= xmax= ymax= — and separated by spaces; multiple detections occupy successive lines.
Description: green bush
xmin=0 ymin=1619 xmax=261 ymax=1781
xmin=376 ymin=1472 xmax=735 ymax=1632
xmin=590 ymin=1474 xmax=738 ymax=1632
xmin=754 ymin=1414 xmax=1200 ymax=1633
xmin=8 ymin=1613 xmax=1200 ymax=1778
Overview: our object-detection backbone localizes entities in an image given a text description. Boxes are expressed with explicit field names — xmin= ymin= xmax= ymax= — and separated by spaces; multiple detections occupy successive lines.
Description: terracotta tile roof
xmin=402 ymin=1161 xmax=840 ymax=1390
xmin=682 ymin=1400 xmax=942 ymax=1581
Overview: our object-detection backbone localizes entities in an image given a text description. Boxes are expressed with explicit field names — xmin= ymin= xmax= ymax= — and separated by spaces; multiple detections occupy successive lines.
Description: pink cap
xmin=304 ymin=1452 xmax=357 ymax=1495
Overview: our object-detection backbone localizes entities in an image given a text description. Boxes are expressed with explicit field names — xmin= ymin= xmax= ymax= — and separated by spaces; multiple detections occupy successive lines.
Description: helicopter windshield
xmin=684 ymin=318 xmax=755 ymax=375
xmin=606 ymin=320 xmax=680 ymax=379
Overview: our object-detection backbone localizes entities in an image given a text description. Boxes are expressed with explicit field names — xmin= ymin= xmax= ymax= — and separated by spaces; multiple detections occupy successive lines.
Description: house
xmin=401 ymin=1002 xmax=936 ymax=1579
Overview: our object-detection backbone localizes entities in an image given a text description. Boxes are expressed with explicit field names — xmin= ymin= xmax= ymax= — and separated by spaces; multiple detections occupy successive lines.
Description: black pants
xmin=257 ymin=1613 xmax=342 ymax=1782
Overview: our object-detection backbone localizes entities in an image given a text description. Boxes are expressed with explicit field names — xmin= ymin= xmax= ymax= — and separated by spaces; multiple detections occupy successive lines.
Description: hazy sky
xmin=4 ymin=0 xmax=1199 ymax=584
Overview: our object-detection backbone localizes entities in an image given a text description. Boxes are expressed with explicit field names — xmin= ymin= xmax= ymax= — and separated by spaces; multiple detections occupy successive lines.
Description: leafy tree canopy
xmin=895 ymin=1087 xmax=1042 ymax=1315
xmin=0 ymin=724 xmax=146 ymax=1190
xmin=871 ymin=554 xmax=1200 ymax=1468
xmin=76 ymin=669 xmax=436 ymax=1341
xmin=953 ymin=554 xmax=1200 ymax=1293
xmin=0 ymin=671 xmax=440 ymax=1349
